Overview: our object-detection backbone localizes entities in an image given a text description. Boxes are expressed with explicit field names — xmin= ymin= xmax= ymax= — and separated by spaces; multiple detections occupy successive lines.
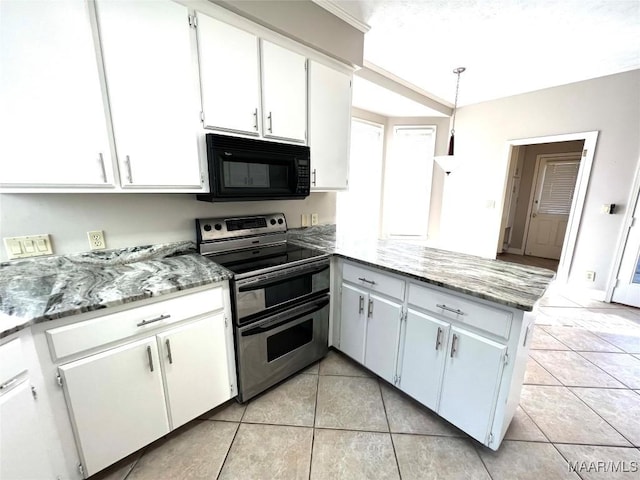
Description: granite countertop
xmin=288 ymin=225 xmax=555 ymax=311
xmin=0 ymin=241 xmax=232 ymax=339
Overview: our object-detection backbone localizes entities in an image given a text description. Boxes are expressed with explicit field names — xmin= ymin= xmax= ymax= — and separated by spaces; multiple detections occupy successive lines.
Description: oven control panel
xmin=196 ymin=213 xmax=287 ymax=244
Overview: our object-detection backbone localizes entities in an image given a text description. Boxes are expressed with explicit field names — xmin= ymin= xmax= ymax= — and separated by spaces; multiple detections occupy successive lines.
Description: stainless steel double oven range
xmin=196 ymin=213 xmax=329 ymax=402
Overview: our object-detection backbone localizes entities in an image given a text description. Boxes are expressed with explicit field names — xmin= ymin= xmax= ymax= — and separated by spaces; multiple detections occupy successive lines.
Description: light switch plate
xmin=3 ymin=234 xmax=53 ymax=260
xmin=301 ymin=214 xmax=310 ymax=227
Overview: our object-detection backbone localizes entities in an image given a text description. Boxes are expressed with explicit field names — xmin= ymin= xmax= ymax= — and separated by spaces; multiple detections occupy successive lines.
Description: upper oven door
xmin=202 ymin=134 xmax=310 ymax=201
xmin=234 ymin=259 xmax=330 ymax=325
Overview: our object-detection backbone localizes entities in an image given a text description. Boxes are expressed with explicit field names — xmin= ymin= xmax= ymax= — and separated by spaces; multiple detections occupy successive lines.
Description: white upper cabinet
xmin=96 ymin=0 xmax=203 ymax=189
xmin=308 ymin=61 xmax=352 ymax=190
xmin=261 ymin=40 xmax=307 ymax=143
xmin=197 ymin=14 xmax=261 ymax=135
xmin=0 ymin=0 xmax=113 ymax=187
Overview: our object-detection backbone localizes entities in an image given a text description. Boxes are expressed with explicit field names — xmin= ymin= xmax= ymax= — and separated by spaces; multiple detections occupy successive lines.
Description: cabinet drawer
xmin=46 ymin=287 xmax=224 ymax=360
xmin=343 ymin=262 xmax=404 ymax=300
xmin=408 ymin=283 xmax=512 ymax=339
xmin=0 ymin=339 xmax=26 ymax=387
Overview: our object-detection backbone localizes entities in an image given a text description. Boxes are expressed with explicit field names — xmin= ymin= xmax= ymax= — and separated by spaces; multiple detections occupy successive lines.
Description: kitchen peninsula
xmin=290 ymin=224 xmax=555 ymax=450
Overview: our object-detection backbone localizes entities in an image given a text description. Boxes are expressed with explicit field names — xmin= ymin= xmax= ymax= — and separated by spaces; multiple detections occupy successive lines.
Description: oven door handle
xmin=237 ymin=262 xmax=329 ymax=292
xmin=241 ymin=297 xmax=330 ymax=336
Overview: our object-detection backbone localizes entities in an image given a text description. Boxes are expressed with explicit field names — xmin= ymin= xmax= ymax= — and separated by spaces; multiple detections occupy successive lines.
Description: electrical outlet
xmin=301 ymin=214 xmax=310 ymax=227
xmin=311 ymin=213 xmax=319 ymax=226
xmin=585 ymin=271 xmax=596 ymax=282
xmin=87 ymin=230 xmax=106 ymax=250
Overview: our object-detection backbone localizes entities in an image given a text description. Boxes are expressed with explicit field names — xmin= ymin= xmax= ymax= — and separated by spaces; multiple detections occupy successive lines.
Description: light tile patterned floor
xmin=92 ymin=290 xmax=640 ymax=480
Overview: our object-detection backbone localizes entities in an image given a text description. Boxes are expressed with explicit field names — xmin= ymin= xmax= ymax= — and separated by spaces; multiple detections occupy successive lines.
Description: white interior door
xmin=612 ymin=191 xmax=640 ymax=307
xmin=525 ymin=155 xmax=580 ymax=259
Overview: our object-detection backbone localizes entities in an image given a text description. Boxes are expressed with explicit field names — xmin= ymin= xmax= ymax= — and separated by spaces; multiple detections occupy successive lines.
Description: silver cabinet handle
xmin=253 ymin=108 xmax=258 ymax=131
xmin=436 ymin=304 xmax=465 ymax=316
xmin=146 ymin=345 xmax=154 ymax=372
xmin=367 ymin=299 xmax=374 ymax=318
xmin=312 ymin=168 xmax=317 ymax=186
xmin=435 ymin=327 xmax=443 ymax=350
xmin=166 ymin=339 xmax=173 ymax=364
xmin=267 ymin=111 xmax=273 ymax=133
xmin=450 ymin=334 xmax=458 ymax=358
xmin=523 ymin=325 xmax=531 ymax=347
xmin=98 ymin=153 xmax=107 ymax=183
xmin=0 ymin=377 xmax=19 ymax=391
xmin=125 ymin=155 xmax=133 ymax=183
xmin=137 ymin=314 xmax=170 ymax=327
xmin=358 ymin=277 xmax=376 ymax=285
xmin=358 ymin=295 xmax=364 ymax=314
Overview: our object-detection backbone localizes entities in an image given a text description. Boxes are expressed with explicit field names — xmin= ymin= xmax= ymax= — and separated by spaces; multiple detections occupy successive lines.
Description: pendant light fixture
xmin=435 ymin=67 xmax=466 ymax=175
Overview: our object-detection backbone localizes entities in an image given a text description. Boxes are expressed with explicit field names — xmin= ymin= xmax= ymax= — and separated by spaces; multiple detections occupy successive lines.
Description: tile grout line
xmin=572 ymin=349 xmax=637 ymax=390
xmin=376 ymin=378 xmax=403 ymax=479
xmin=309 ymin=366 xmax=321 ymax=480
xmin=215 ymin=401 xmax=247 ymax=480
xmin=525 ymin=354 xmax=563 ymax=386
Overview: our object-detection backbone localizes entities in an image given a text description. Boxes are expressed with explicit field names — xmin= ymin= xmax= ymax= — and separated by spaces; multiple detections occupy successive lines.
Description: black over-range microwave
xmin=197 ymin=133 xmax=311 ymax=202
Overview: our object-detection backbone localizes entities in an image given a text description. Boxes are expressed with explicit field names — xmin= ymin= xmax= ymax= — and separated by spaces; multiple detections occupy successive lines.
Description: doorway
xmin=497 ymin=132 xmax=598 ymax=283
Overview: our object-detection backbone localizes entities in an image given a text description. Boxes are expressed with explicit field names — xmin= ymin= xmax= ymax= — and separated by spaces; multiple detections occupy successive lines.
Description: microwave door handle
xmin=237 ymin=263 xmax=329 ymax=292
xmin=241 ymin=297 xmax=330 ymax=336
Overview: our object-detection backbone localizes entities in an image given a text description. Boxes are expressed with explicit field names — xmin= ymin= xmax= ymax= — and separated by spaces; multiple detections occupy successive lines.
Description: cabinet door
xmin=197 ymin=13 xmax=260 ymax=134
xmin=0 ymin=0 xmax=113 ymax=187
xmin=438 ymin=327 xmax=506 ymax=443
xmin=59 ymin=337 xmax=169 ymax=477
xmin=158 ymin=313 xmax=231 ymax=429
xmin=308 ymin=61 xmax=352 ymax=190
xmin=0 ymin=381 xmax=53 ymax=480
xmin=96 ymin=0 xmax=202 ymax=189
xmin=339 ymin=283 xmax=368 ymax=363
xmin=364 ymin=294 xmax=402 ymax=383
xmin=399 ymin=309 xmax=449 ymax=410
xmin=261 ymin=40 xmax=307 ymax=142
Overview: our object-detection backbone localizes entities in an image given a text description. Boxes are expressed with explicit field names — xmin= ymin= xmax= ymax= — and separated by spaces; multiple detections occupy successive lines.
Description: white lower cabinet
xmin=59 ymin=337 xmax=170 ymax=477
xmin=50 ymin=285 xmax=235 ymax=477
xmin=437 ymin=326 xmax=507 ymax=442
xmin=336 ymin=259 xmax=531 ymax=450
xmin=1 ymin=381 xmax=54 ymax=479
xmin=363 ymin=293 xmax=402 ymax=384
xmin=157 ymin=314 xmax=231 ymax=429
xmin=340 ymin=263 xmax=405 ymax=384
xmin=339 ymin=283 xmax=368 ymax=363
xmin=399 ymin=309 xmax=449 ymax=411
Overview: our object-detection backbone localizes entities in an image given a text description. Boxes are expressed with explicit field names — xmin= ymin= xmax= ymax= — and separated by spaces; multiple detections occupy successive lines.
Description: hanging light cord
xmin=446 ymin=67 xmax=465 ymax=156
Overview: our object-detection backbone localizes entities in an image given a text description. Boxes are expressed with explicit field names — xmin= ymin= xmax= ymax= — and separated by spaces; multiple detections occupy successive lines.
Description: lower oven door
xmin=236 ymin=294 xmax=329 ymax=402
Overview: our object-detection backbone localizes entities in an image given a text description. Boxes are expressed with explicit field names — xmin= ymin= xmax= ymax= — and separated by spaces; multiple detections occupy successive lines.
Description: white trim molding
xmin=502 ymin=131 xmax=599 ymax=285
xmin=311 ymin=0 xmax=371 ymax=33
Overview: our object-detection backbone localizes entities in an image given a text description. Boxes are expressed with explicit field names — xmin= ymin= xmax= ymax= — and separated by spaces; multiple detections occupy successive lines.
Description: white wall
xmin=439 ymin=69 xmax=640 ymax=293
xmin=0 ymin=193 xmax=335 ymax=260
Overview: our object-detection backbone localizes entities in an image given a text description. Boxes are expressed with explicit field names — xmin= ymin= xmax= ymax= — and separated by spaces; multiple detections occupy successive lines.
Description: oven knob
xmin=203 ymin=224 xmax=212 ymax=232
xmin=277 ymin=218 xmax=284 ymax=225
xmin=214 ymin=223 xmax=223 ymax=231
xmin=270 ymin=218 xmax=276 ymax=225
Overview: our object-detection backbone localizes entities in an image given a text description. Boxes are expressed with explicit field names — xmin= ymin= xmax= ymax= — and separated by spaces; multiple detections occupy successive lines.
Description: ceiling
xmin=327 ymin=0 xmax=639 ymax=115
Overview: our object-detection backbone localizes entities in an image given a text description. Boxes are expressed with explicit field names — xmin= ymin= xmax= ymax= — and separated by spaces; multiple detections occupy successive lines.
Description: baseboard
xmin=506 ymin=247 xmax=524 ymax=255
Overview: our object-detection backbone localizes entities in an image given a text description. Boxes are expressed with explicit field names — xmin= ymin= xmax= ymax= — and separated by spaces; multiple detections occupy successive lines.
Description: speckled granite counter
xmin=0 ymin=241 xmax=232 ymax=339
xmin=289 ymin=225 xmax=555 ymax=311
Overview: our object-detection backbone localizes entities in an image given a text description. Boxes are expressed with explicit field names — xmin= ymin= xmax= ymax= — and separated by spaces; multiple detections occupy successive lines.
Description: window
xmin=336 ymin=119 xmax=384 ymax=238
xmin=383 ymin=126 xmax=436 ymax=238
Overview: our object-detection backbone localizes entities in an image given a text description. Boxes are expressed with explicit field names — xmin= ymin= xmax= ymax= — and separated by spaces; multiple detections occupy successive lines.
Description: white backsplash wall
xmin=0 ymin=192 xmax=336 ymax=261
